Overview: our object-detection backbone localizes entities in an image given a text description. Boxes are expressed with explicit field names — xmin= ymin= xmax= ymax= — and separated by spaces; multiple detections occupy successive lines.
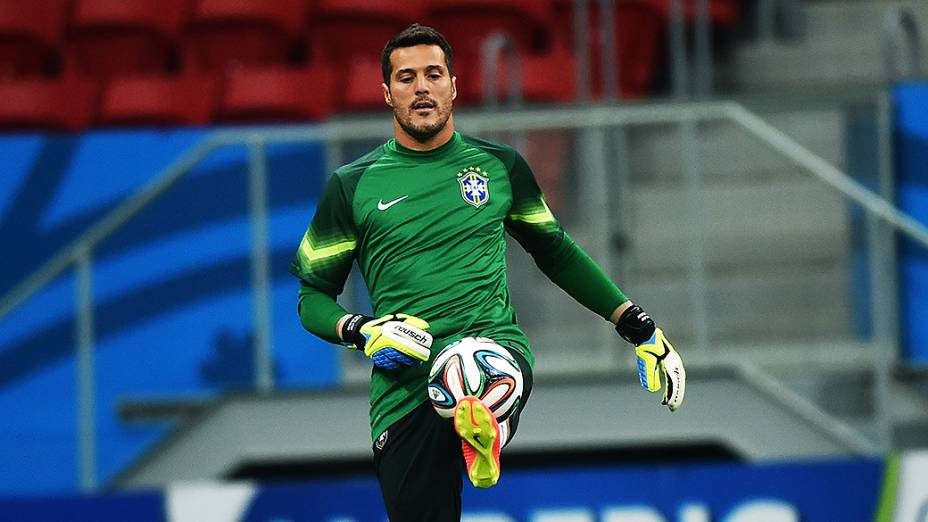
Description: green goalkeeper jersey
xmin=290 ymin=131 xmax=627 ymax=440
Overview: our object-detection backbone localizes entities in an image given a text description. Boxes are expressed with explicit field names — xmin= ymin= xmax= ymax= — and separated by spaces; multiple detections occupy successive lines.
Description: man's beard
xmin=394 ymin=101 xmax=451 ymax=144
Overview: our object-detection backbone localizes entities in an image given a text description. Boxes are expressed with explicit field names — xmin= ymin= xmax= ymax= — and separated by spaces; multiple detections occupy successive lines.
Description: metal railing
xmin=569 ymin=0 xmax=715 ymax=99
xmin=481 ymin=32 xmax=523 ymax=109
xmin=0 ymin=100 xmax=923 ymax=491
xmin=883 ymin=6 xmax=924 ymax=81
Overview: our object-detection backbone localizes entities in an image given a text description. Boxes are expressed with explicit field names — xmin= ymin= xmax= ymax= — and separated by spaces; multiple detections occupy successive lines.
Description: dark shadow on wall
xmin=201 ymin=329 xmax=283 ymax=390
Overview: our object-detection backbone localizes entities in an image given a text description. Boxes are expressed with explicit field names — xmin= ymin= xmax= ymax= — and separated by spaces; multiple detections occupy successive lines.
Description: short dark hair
xmin=381 ymin=24 xmax=454 ymax=84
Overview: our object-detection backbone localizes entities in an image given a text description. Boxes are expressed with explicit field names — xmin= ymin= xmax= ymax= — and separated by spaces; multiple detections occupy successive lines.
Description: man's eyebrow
xmin=395 ymin=65 xmax=445 ymax=76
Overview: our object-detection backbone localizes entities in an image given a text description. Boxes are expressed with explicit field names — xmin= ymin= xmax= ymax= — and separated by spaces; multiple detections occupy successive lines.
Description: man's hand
xmin=615 ymin=304 xmax=686 ymax=412
xmin=634 ymin=329 xmax=686 ymax=411
xmin=341 ymin=314 xmax=433 ymax=370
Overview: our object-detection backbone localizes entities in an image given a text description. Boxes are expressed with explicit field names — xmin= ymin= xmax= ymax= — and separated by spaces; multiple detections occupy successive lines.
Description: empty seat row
xmin=0 ymin=0 xmax=738 ymax=85
xmin=0 ymin=47 xmax=577 ymax=132
xmin=0 ymin=0 xmax=739 ymax=130
xmin=0 ymin=0 xmax=566 ymax=78
xmin=0 ymin=67 xmax=332 ymax=131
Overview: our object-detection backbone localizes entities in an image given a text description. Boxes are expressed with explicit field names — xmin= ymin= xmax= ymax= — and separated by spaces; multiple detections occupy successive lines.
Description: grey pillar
xmin=75 ymin=251 xmax=97 ymax=492
xmin=248 ymin=140 xmax=274 ymax=392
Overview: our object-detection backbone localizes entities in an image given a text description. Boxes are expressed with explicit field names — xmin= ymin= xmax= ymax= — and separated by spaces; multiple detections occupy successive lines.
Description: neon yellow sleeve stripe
xmin=298 ymin=234 xmax=356 ymax=263
xmin=508 ymin=201 xmax=556 ymax=225
xmin=874 ymin=455 xmax=900 ymax=522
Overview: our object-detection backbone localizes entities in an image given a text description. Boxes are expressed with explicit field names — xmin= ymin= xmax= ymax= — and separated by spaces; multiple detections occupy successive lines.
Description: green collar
xmin=387 ymin=131 xmax=462 ymax=158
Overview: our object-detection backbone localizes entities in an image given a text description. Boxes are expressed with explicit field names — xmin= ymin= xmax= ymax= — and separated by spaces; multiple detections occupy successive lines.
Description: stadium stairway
xmin=624 ymin=108 xmax=852 ymax=346
xmin=507 ymin=107 xmax=853 ymax=354
xmin=729 ymin=0 xmax=928 ymax=91
xmin=496 ymin=101 xmax=928 ymax=458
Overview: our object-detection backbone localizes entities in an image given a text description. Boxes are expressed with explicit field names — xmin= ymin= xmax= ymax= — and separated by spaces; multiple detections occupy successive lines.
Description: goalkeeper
xmin=289 ymin=24 xmax=685 ymax=522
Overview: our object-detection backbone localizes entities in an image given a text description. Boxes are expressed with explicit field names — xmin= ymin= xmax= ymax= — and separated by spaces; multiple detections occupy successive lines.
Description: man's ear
xmin=383 ymin=83 xmax=393 ymax=107
xmin=451 ymin=76 xmax=457 ymax=101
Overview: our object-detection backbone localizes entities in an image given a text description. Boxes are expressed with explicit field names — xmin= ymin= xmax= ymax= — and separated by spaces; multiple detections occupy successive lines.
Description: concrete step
xmin=508 ymin=253 xmax=852 ymax=349
xmin=732 ymin=40 xmax=884 ymax=89
xmin=507 ymin=174 xmax=855 ymax=347
xmin=800 ymin=1 xmax=928 ymax=46
xmin=629 ymin=262 xmax=853 ymax=345
xmin=730 ymin=1 xmax=928 ymax=89
xmin=627 ymin=177 xmax=850 ymax=272
xmin=625 ymin=110 xmax=846 ymax=183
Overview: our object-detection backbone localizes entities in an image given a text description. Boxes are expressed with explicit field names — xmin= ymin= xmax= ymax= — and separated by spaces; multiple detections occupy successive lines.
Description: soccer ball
xmin=427 ymin=337 xmax=524 ymax=422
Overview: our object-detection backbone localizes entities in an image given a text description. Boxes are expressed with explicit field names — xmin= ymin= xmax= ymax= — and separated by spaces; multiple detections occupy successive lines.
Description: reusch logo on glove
xmin=395 ymin=325 xmax=430 ymax=344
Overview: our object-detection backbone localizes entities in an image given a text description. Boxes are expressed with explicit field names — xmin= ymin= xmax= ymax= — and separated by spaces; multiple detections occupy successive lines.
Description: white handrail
xmin=725 ymin=103 xmax=928 ymax=249
xmin=737 ymin=363 xmax=883 ymax=456
xmin=0 ymin=137 xmax=220 ymax=320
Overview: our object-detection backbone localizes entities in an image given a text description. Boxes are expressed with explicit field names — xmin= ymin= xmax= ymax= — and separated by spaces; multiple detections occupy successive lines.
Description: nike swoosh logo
xmin=377 ymin=195 xmax=408 ymax=210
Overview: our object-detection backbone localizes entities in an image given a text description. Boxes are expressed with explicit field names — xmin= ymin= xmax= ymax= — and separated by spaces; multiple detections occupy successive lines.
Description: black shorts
xmin=372 ymin=347 xmax=533 ymax=522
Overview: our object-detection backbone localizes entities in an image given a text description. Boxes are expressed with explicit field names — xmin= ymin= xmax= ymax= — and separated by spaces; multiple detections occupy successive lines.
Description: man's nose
xmin=414 ymin=74 xmax=429 ymax=94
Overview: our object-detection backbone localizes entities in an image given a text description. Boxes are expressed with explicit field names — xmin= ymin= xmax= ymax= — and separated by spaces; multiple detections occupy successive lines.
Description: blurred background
xmin=0 ymin=0 xmax=927 ymax=520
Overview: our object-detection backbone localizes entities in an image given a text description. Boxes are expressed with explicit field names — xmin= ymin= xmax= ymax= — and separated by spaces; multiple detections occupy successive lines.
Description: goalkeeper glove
xmin=340 ymin=313 xmax=433 ymax=371
xmin=615 ymin=304 xmax=686 ymax=412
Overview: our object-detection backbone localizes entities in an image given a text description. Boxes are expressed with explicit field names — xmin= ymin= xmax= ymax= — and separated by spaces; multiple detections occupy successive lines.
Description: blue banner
xmin=0 ymin=491 xmax=164 ymax=522
xmin=240 ymin=460 xmax=883 ymax=522
xmin=895 ymin=82 xmax=928 ymax=365
xmin=2 ymin=459 xmax=881 ymax=521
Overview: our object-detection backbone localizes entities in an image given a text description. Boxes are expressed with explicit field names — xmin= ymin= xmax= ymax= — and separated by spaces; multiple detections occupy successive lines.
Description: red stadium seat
xmin=185 ymin=0 xmax=309 ymax=71
xmin=614 ymin=1 xmax=666 ymax=99
xmin=218 ymin=66 xmax=335 ymax=123
xmin=459 ymin=44 xmax=576 ymax=106
xmin=340 ymin=58 xmax=387 ymax=113
xmin=0 ymin=0 xmax=68 ymax=78
xmin=551 ymin=0 xmax=665 ymax=99
xmin=99 ymin=73 xmax=219 ymax=127
xmin=521 ymin=46 xmax=577 ymax=103
xmin=0 ymin=76 xmax=98 ymax=132
xmin=65 ymin=0 xmax=189 ymax=79
xmin=309 ymin=0 xmax=425 ymax=64
xmin=552 ymin=0 xmax=739 ymax=99
xmin=425 ymin=0 xmax=555 ymax=85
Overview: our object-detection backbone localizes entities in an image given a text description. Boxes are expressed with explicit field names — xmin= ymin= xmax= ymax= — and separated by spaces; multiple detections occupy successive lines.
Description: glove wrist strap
xmin=341 ymin=314 xmax=373 ymax=349
xmin=615 ymin=304 xmax=656 ymax=345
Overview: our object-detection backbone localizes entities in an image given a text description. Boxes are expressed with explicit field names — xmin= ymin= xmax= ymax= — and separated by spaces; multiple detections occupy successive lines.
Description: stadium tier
xmin=0 ymin=0 xmax=741 ymax=131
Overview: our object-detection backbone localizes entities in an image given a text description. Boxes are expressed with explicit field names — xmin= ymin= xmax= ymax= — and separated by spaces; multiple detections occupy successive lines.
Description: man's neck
xmin=393 ymin=116 xmax=456 ymax=151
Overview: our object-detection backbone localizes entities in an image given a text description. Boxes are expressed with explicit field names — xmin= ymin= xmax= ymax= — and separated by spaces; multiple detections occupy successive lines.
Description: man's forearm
xmin=536 ymin=234 xmax=629 ymax=321
xmin=298 ymin=282 xmax=351 ymax=344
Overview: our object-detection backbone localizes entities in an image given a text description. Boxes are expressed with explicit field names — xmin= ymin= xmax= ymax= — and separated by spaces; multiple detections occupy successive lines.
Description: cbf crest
xmin=457 ymin=166 xmax=490 ymax=208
